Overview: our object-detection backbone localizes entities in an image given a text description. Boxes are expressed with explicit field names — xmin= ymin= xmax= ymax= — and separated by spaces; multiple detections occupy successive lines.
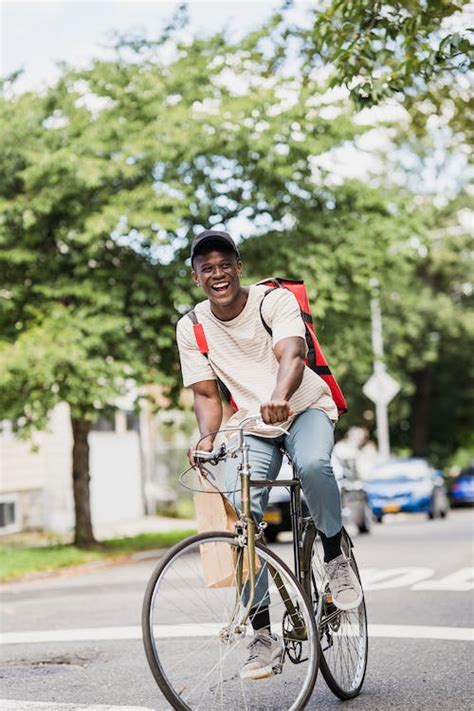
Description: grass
xmin=157 ymin=498 xmax=195 ymax=520
xmin=0 ymin=529 xmax=196 ymax=582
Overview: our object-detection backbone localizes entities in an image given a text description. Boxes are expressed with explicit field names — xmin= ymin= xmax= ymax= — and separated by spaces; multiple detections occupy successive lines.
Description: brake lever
xmin=194 ymin=442 xmax=227 ymax=471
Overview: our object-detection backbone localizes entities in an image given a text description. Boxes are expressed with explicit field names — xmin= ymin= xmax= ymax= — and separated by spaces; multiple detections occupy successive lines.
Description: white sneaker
xmin=240 ymin=631 xmax=284 ymax=680
xmin=325 ymin=553 xmax=363 ymax=611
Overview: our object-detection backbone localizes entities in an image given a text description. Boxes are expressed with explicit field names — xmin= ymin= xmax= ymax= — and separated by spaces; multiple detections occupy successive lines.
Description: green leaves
xmin=0 ymin=306 xmax=140 ymax=429
xmin=296 ymin=1 xmax=472 ymax=108
xmin=0 ymin=10 xmax=471 ymax=465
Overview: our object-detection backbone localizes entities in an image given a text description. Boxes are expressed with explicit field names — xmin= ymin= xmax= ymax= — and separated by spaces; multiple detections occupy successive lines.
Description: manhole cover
xmin=0 ymin=654 xmax=91 ymax=679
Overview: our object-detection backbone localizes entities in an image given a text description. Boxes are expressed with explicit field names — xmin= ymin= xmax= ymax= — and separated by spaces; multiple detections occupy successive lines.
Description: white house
xmin=0 ymin=403 xmax=145 ymax=536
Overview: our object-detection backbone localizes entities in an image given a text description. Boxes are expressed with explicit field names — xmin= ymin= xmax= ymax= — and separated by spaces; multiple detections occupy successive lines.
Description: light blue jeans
xmin=224 ymin=408 xmax=342 ymax=611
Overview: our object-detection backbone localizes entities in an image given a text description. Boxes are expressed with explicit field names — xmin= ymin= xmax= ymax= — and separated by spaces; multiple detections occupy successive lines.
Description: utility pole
xmin=370 ymin=285 xmax=390 ymax=460
xmin=363 ymin=279 xmax=400 ymax=461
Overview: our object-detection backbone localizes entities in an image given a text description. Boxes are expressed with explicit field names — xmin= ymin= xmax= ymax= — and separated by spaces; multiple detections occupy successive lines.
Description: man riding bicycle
xmin=176 ymin=229 xmax=362 ymax=681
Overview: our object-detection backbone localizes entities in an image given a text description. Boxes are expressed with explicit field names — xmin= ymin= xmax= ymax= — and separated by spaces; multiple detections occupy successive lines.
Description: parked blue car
xmin=366 ymin=458 xmax=449 ymax=522
xmin=449 ymin=466 xmax=474 ymax=506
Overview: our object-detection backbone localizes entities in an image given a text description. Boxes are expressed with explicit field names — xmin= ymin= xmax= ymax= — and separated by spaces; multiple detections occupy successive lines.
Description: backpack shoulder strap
xmin=185 ymin=309 xmax=238 ymax=412
xmin=186 ymin=309 xmax=209 ymax=355
xmin=258 ymin=285 xmax=280 ymax=336
xmin=187 ymin=309 xmax=198 ymax=324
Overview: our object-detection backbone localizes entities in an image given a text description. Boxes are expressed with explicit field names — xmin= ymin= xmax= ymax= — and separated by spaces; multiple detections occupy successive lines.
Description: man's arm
xmin=188 ymin=379 xmax=223 ymax=465
xmin=261 ymin=336 xmax=306 ymax=425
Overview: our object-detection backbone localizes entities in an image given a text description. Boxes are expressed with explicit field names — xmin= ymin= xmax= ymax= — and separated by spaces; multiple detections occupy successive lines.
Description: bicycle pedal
xmin=284 ymin=627 xmax=307 ymax=642
xmin=324 ymin=593 xmax=333 ymax=604
xmin=272 ymin=661 xmax=284 ymax=675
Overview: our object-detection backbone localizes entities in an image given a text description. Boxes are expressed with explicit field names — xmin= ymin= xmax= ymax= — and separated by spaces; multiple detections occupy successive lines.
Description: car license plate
xmin=383 ymin=503 xmax=401 ymax=513
xmin=264 ymin=510 xmax=282 ymax=524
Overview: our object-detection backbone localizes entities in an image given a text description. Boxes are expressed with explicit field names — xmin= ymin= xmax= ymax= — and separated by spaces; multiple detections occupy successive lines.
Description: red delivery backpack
xmin=257 ymin=278 xmax=347 ymax=415
xmin=186 ymin=276 xmax=347 ymax=415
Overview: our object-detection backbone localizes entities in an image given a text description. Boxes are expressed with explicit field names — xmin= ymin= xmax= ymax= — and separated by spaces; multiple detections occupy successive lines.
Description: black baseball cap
xmin=190 ymin=229 xmax=240 ymax=265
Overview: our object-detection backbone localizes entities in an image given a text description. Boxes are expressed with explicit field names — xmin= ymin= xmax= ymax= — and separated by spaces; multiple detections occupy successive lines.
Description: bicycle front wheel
xmin=311 ymin=529 xmax=368 ymax=699
xmin=142 ymin=531 xmax=318 ymax=710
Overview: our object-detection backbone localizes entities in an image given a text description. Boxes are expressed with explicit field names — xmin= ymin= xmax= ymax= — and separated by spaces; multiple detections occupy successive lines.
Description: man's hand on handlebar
xmin=260 ymin=399 xmax=293 ymax=425
xmin=187 ymin=436 xmax=214 ymax=468
xmin=187 ymin=409 xmax=294 ymax=470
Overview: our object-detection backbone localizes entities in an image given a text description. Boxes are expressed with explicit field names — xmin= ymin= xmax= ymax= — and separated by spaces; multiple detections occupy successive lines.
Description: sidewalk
xmin=0 ymin=516 xmax=198 ymax=585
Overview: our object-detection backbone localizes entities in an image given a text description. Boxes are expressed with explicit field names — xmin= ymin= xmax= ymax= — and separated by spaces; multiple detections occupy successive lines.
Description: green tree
xmin=0 ymin=50 xmax=200 ymax=545
xmin=294 ymin=0 xmax=472 ymax=108
xmin=0 ymin=80 xmax=178 ymax=544
xmin=1 ymin=6 xmax=470 ymax=558
xmin=383 ymin=192 xmax=473 ymax=461
xmin=1 ymin=17 xmax=365 ymax=544
xmin=378 ymin=54 xmax=473 ymax=460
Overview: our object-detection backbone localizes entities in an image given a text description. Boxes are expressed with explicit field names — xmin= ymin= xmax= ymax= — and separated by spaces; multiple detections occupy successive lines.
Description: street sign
xmin=363 ymin=371 xmax=400 ymax=405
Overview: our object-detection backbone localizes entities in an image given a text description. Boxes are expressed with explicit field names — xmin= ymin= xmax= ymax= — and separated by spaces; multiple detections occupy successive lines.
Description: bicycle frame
xmin=196 ymin=415 xmax=354 ymax=636
xmin=233 ymin=425 xmax=315 ymax=635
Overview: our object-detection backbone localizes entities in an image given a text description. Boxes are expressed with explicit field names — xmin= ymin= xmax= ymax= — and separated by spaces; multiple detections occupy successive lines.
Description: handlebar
xmin=194 ymin=442 xmax=227 ymax=465
xmin=193 ymin=414 xmax=291 ymax=467
xmin=181 ymin=413 xmax=296 ymax=493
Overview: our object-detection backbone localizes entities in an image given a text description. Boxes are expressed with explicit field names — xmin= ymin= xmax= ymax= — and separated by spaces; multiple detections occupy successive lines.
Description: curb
xmin=0 ymin=550 xmax=167 ymax=587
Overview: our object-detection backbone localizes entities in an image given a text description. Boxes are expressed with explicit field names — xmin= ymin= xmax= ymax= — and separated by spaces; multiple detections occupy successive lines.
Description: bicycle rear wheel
xmin=142 ymin=531 xmax=318 ymax=710
xmin=310 ymin=529 xmax=368 ymax=699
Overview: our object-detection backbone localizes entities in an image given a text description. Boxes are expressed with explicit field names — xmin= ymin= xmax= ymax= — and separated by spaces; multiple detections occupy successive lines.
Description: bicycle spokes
xmin=311 ymin=534 xmax=368 ymax=699
xmin=143 ymin=533 xmax=318 ymax=710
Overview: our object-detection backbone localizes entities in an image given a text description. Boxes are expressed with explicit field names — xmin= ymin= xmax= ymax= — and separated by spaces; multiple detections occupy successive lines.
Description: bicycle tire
xmin=142 ymin=530 xmax=319 ymax=710
xmin=310 ymin=529 xmax=368 ymax=700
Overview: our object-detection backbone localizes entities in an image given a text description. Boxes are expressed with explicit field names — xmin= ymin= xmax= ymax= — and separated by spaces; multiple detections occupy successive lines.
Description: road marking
xmin=1 ymin=623 xmax=472 ymax=645
xmin=360 ymin=567 xmax=433 ymax=590
xmin=367 ymin=624 xmax=473 ymax=641
xmin=359 ymin=567 xmax=474 ymax=591
xmin=412 ymin=567 xmax=474 ymax=591
xmin=1 ymin=626 xmax=141 ymax=644
xmin=0 ymin=703 xmax=154 ymax=710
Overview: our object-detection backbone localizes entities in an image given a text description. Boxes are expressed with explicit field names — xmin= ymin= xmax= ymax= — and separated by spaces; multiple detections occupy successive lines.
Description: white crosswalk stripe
xmin=0 ymin=703 xmax=154 ymax=711
xmin=412 ymin=567 xmax=474 ymax=591
xmin=359 ymin=566 xmax=474 ymax=591
xmin=1 ymin=622 xmax=473 ymax=646
xmin=360 ymin=567 xmax=433 ymax=590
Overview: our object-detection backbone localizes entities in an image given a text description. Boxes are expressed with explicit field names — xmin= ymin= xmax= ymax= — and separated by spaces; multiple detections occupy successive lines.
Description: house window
xmin=0 ymin=420 xmax=16 ymax=437
xmin=125 ymin=411 xmax=140 ymax=432
xmin=90 ymin=411 xmax=140 ymax=434
xmin=91 ymin=415 xmax=116 ymax=432
xmin=0 ymin=496 xmax=20 ymax=534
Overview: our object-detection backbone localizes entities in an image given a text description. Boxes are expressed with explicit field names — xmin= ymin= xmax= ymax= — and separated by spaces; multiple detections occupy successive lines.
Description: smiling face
xmin=192 ymin=248 xmax=244 ymax=313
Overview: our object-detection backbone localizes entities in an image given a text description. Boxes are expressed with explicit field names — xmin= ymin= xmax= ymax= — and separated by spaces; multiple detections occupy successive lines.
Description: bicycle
xmin=142 ymin=414 xmax=368 ymax=709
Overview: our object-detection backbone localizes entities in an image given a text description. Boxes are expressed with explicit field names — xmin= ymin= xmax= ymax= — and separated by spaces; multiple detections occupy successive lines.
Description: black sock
xmin=250 ymin=606 xmax=271 ymax=632
xmin=320 ymin=529 xmax=342 ymax=563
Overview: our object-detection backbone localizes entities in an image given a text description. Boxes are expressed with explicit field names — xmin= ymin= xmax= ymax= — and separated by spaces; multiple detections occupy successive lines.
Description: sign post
xmin=363 ymin=281 xmax=400 ymax=460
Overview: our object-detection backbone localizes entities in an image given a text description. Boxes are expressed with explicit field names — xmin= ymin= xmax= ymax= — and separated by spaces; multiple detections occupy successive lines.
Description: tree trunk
xmin=411 ymin=368 xmax=432 ymax=457
xmin=71 ymin=416 xmax=96 ymax=547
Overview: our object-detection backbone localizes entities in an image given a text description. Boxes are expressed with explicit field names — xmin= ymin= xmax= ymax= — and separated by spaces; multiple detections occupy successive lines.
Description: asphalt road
xmin=1 ymin=508 xmax=473 ymax=710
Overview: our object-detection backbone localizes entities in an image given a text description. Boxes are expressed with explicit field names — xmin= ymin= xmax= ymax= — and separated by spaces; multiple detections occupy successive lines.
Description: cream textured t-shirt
xmin=176 ymin=284 xmax=338 ymax=437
